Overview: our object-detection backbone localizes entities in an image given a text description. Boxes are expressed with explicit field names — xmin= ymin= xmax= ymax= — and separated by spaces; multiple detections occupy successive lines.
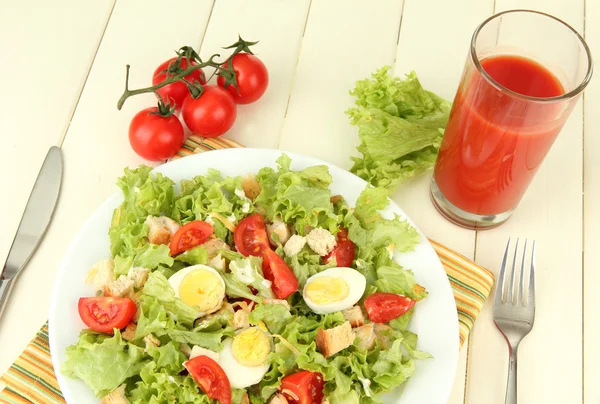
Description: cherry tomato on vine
xmin=182 ymin=85 xmax=237 ymax=138
xmin=217 ymin=53 xmax=268 ymax=104
xmin=128 ymin=107 xmax=184 ymax=161
xmin=152 ymin=57 xmax=206 ymax=110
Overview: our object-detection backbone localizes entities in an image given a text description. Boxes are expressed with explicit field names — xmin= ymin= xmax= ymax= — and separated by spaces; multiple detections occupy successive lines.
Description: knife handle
xmin=0 ymin=277 xmax=15 ymax=320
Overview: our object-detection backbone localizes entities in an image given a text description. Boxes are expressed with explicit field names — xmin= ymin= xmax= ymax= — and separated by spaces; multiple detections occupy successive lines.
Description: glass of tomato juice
xmin=430 ymin=10 xmax=592 ymax=229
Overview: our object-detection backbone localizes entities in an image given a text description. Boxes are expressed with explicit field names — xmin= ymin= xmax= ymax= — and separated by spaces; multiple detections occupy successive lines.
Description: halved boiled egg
xmin=302 ymin=267 xmax=366 ymax=314
xmin=167 ymin=264 xmax=225 ymax=317
xmin=218 ymin=327 xmax=271 ymax=388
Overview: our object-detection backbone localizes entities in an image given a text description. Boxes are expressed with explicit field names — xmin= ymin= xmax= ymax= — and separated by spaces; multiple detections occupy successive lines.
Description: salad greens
xmin=62 ymin=155 xmax=429 ymax=404
xmin=347 ymin=66 xmax=451 ymax=192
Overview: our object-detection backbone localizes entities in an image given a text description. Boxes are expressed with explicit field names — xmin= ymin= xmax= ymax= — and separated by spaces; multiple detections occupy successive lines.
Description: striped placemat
xmin=0 ymin=136 xmax=494 ymax=404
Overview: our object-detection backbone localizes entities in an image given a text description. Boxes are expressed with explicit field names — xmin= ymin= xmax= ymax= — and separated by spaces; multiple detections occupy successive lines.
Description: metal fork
xmin=493 ymin=238 xmax=536 ymax=404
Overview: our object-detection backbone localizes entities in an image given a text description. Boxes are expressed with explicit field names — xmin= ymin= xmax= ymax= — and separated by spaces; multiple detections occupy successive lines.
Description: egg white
xmin=302 ymin=266 xmax=366 ymax=314
xmin=217 ymin=338 xmax=270 ymax=389
xmin=167 ymin=264 xmax=225 ymax=317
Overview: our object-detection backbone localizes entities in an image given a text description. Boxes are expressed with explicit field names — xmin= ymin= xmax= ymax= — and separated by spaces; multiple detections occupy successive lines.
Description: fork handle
xmin=0 ymin=277 xmax=15 ymax=321
xmin=505 ymin=345 xmax=518 ymax=404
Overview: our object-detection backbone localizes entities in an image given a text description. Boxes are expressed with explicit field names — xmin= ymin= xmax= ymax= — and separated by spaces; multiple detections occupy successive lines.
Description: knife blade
xmin=0 ymin=146 xmax=63 ymax=319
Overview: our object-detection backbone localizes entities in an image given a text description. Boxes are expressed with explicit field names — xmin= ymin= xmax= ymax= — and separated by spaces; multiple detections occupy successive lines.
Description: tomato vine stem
xmin=116 ymin=36 xmax=258 ymax=110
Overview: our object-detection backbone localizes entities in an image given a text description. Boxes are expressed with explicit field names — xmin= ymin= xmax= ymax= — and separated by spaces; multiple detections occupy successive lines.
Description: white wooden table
xmin=0 ymin=1 xmax=596 ymax=403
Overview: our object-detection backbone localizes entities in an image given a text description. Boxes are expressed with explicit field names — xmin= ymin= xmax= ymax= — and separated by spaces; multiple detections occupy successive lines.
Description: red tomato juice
xmin=434 ymin=55 xmax=567 ymax=215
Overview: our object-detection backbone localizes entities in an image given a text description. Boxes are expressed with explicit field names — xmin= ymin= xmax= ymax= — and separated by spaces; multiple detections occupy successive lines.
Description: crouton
xmin=122 ymin=323 xmax=137 ymax=341
xmin=145 ymin=216 xmax=180 ymax=245
xmin=207 ymin=254 xmax=226 ymax=271
xmin=190 ymin=345 xmax=219 ymax=362
xmin=262 ymin=298 xmax=291 ymax=310
xmin=241 ymin=392 xmax=250 ymax=404
xmin=354 ymin=324 xmax=376 ymax=351
xmin=203 ymin=238 xmax=231 ymax=257
xmin=267 ymin=218 xmax=292 ymax=246
xmin=233 ymin=310 xmax=250 ymax=330
xmin=101 ymin=384 xmax=129 ymax=404
xmin=374 ymin=323 xmax=393 ymax=350
xmin=342 ymin=306 xmax=365 ymax=328
xmin=269 ymin=393 xmax=289 ymax=404
xmin=131 ymin=291 xmax=142 ymax=323
xmin=306 ymin=228 xmax=337 ymax=256
xmin=242 ymin=173 xmax=262 ymax=200
xmin=127 ymin=267 xmax=150 ymax=289
xmin=86 ymin=259 xmax=115 ymax=291
xmin=330 ymin=195 xmax=343 ymax=205
xmin=316 ymin=321 xmax=355 ymax=358
xmin=143 ymin=334 xmax=160 ymax=351
xmin=104 ymin=275 xmax=134 ymax=298
xmin=413 ymin=284 xmax=427 ymax=299
xmin=283 ymin=235 xmax=306 ymax=257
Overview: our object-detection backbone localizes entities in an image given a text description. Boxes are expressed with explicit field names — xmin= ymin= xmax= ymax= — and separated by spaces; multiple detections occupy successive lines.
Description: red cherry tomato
xmin=262 ymin=249 xmax=299 ymax=299
xmin=279 ymin=371 xmax=324 ymax=404
xmin=78 ymin=297 xmax=137 ymax=334
xmin=152 ymin=57 xmax=206 ymax=109
xmin=324 ymin=227 xmax=355 ymax=267
xmin=234 ymin=214 xmax=271 ymax=256
xmin=184 ymin=355 xmax=231 ymax=404
xmin=217 ymin=53 xmax=269 ymax=104
xmin=364 ymin=292 xmax=416 ymax=323
xmin=169 ymin=220 xmax=214 ymax=256
xmin=181 ymin=85 xmax=237 ymax=138
xmin=128 ymin=107 xmax=184 ymax=161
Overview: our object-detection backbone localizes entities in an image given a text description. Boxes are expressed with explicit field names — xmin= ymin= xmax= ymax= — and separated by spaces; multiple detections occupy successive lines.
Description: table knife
xmin=0 ymin=146 xmax=63 ymax=320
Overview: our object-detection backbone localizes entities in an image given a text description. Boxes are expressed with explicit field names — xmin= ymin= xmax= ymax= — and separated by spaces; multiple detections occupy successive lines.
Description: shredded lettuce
xmin=347 ymin=66 xmax=451 ymax=192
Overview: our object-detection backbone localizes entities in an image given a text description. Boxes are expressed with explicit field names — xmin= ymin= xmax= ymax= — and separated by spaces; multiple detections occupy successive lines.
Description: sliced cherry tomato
xmin=184 ymin=355 xmax=231 ymax=404
xmin=128 ymin=107 xmax=184 ymax=161
xmin=181 ymin=85 xmax=237 ymax=138
xmin=324 ymin=227 xmax=355 ymax=267
xmin=152 ymin=57 xmax=206 ymax=109
xmin=262 ymin=249 xmax=299 ymax=299
xmin=217 ymin=53 xmax=269 ymax=104
xmin=169 ymin=220 xmax=214 ymax=256
xmin=78 ymin=297 xmax=137 ymax=334
xmin=279 ymin=371 xmax=324 ymax=404
xmin=364 ymin=292 xmax=416 ymax=323
xmin=234 ymin=214 xmax=270 ymax=256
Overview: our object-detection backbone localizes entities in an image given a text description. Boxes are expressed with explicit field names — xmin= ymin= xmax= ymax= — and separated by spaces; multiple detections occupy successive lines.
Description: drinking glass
xmin=430 ymin=10 xmax=592 ymax=229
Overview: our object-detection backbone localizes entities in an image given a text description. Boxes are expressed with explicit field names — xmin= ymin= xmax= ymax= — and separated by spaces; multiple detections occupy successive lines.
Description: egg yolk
xmin=232 ymin=328 xmax=271 ymax=367
xmin=305 ymin=276 xmax=350 ymax=304
xmin=178 ymin=269 xmax=224 ymax=312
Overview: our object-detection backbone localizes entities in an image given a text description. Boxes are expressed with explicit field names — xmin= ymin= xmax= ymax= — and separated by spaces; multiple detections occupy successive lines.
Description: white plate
xmin=49 ymin=148 xmax=459 ymax=404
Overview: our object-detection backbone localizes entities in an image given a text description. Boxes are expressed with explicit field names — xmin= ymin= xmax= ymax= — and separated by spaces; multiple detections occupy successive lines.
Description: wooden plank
xmin=467 ymin=2 xmax=585 ymax=404
xmin=0 ymin=0 xmax=214 ymax=375
xmin=278 ymin=0 xmax=405 ymax=169
xmin=199 ymin=0 xmax=311 ymax=148
xmin=391 ymin=0 xmax=493 ymax=402
xmin=0 ymin=0 xmax=114 ymax=375
xmin=584 ymin=0 xmax=599 ymax=402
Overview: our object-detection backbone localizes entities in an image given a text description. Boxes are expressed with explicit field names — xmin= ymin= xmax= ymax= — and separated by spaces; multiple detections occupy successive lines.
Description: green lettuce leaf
xmin=228 ymin=256 xmax=274 ymax=299
xmin=61 ymin=331 xmax=145 ymax=398
xmin=175 ymin=245 xmax=209 ymax=266
xmin=129 ymin=362 xmax=211 ymax=404
xmin=254 ymin=155 xmax=342 ymax=235
xmin=375 ymin=265 xmax=428 ymax=300
xmin=140 ymin=272 xmax=198 ymax=328
xmin=109 ymin=166 xmax=175 ymax=257
xmin=347 ymin=66 xmax=451 ymax=192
